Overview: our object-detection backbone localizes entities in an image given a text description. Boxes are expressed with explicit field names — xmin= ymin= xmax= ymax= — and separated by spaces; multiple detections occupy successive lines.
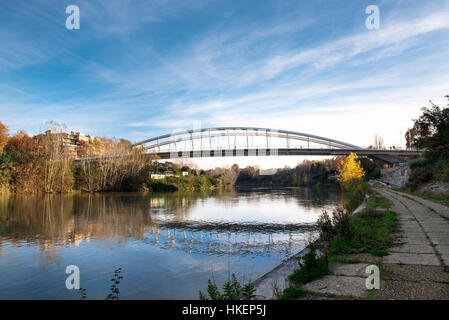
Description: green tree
xmin=406 ymin=95 xmax=449 ymax=161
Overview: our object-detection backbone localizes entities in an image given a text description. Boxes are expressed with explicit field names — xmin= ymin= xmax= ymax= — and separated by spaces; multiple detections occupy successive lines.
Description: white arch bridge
xmin=133 ymin=127 xmax=421 ymax=163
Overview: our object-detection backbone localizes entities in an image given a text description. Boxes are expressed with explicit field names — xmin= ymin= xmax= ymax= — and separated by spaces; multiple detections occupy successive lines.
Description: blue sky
xmin=1 ymin=0 xmax=449 ymax=168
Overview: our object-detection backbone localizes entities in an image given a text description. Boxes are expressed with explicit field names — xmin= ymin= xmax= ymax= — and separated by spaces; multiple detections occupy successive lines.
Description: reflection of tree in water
xmin=0 ymin=187 xmax=338 ymax=266
xmin=0 ymin=193 xmax=156 ymax=266
xmin=234 ymin=186 xmax=342 ymax=209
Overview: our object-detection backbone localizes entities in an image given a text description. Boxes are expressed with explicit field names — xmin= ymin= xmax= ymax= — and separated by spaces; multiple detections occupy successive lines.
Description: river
xmin=0 ymin=187 xmax=341 ymax=299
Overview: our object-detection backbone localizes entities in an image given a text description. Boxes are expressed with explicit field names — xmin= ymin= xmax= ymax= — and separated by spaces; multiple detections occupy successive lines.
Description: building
xmin=150 ymin=173 xmax=166 ymax=180
xmin=41 ymin=130 xmax=115 ymax=159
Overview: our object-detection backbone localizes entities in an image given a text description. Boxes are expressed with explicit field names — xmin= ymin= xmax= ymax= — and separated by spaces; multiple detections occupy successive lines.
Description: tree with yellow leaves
xmin=337 ymin=152 xmax=365 ymax=189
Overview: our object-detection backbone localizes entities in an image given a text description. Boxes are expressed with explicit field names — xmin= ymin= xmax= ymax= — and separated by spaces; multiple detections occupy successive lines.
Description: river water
xmin=0 ymin=187 xmax=341 ymax=299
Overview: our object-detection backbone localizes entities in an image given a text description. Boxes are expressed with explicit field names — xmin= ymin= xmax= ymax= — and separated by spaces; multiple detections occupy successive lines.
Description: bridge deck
xmin=150 ymin=148 xmax=421 ymax=160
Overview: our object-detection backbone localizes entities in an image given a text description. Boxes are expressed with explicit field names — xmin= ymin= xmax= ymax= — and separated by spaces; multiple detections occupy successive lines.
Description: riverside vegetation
xmin=278 ymin=186 xmax=399 ymax=300
xmin=405 ymin=95 xmax=449 ymax=192
xmin=0 ymin=121 xmax=239 ymax=193
xmin=276 ymin=152 xmax=401 ymax=299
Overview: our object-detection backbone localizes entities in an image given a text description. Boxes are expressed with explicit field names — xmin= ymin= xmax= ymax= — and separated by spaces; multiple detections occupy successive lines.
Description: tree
xmin=0 ymin=120 xmax=9 ymax=151
xmin=406 ymin=96 xmax=449 ymax=161
xmin=373 ymin=134 xmax=384 ymax=149
xmin=336 ymin=153 xmax=365 ymax=189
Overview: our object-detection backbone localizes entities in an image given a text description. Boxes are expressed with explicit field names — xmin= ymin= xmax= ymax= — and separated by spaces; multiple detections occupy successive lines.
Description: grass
xmin=417 ymin=194 xmax=449 ymax=207
xmin=328 ymin=209 xmax=398 ymax=256
xmin=367 ymin=195 xmax=391 ymax=209
xmin=369 ymin=249 xmax=389 ymax=257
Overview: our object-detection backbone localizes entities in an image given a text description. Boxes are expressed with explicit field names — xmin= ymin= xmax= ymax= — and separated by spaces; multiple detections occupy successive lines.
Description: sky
xmin=1 ymin=0 xmax=449 ymax=169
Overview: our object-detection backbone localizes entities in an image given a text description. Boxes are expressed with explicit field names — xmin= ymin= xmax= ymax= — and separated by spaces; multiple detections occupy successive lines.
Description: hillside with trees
xmin=405 ymin=95 xmax=449 ymax=191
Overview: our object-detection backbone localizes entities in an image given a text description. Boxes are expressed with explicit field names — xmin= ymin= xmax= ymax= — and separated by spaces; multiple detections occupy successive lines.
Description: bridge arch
xmin=131 ymin=127 xmax=420 ymax=163
xmin=133 ymin=127 xmax=363 ymax=155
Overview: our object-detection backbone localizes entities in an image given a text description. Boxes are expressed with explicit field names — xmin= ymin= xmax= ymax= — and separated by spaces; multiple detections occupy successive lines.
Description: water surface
xmin=0 ymin=187 xmax=340 ymax=299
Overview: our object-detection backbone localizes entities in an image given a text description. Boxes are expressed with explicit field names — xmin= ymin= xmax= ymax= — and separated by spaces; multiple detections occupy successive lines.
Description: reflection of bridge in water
xmin=133 ymin=127 xmax=422 ymax=164
xmin=145 ymin=222 xmax=316 ymax=257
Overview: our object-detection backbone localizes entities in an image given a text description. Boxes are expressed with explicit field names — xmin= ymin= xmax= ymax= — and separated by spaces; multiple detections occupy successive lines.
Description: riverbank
xmin=270 ymin=188 xmax=449 ymax=300
xmin=146 ymin=174 xmax=228 ymax=192
xmin=252 ymin=191 xmax=370 ymax=299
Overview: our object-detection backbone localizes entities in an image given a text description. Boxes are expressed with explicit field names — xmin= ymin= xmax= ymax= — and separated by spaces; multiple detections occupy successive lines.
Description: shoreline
xmin=252 ymin=195 xmax=368 ymax=299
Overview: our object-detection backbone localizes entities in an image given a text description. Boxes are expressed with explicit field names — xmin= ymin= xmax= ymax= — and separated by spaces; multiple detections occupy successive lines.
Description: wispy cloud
xmin=1 ymin=0 xmax=449 ymax=159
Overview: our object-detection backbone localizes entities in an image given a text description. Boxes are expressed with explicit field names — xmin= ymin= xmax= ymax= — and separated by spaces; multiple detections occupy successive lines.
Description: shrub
xmin=278 ymin=286 xmax=305 ymax=300
xmin=344 ymin=181 xmax=368 ymax=212
xmin=288 ymin=245 xmax=328 ymax=285
xmin=146 ymin=180 xmax=178 ymax=192
xmin=317 ymin=207 xmax=351 ymax=244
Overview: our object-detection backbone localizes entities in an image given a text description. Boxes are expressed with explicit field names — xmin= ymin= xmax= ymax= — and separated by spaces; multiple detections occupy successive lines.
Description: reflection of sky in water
xmin=0 ymin=187 xmax=340 ymax=299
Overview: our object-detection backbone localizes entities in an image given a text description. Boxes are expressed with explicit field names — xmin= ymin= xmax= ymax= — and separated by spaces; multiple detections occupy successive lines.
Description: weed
xmin=370 ymin=249 xmax=389 ymax=257
xmin=199 ymin=274 xmax=257 ymax=300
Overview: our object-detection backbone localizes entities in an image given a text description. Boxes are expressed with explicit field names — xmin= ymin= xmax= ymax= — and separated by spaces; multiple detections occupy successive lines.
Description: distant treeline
xmin=234 ymin=157 xmax=379 ymax=187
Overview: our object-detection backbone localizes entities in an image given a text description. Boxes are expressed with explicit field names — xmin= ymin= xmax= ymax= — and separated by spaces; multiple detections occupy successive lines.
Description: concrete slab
xmin=422 ymin=228 xmax=449 ymax=234
xmin=302 ymin=275 xmax=368 ymax=298
xmin=426 ymin=233 xmax=449 ymax=238
xmin=389 ymin=244 xmax=435 ymax=254
xmin=400 ymin=227 xmax=423 ymax=233
xmin=398 ymin=217 xmax=415 ymax=221
xmin=373 ymin=279 xmax=449 ymax=300
xmin=382 ymin=253 xmax=440 ymax=266
xmin=381 ymin=263 xmax=449 ymax=283
xmin=398 ymin=236 xmax=430 ymax=245
xmin=441 ymin=255 xmax=449 ymax=266
xmin=435 ymin=245 xmax=449 ymax=255
xmin=400 ymin=232 xmax=427 ymax=237
xmin=330 ymin=263 xmax=369 ymax=277
xmin=428 ymin=237 xmax=449 ymax=245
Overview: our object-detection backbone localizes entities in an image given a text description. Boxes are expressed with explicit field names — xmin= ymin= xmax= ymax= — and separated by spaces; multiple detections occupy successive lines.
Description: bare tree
xmin=37 ymin=121 xmax=73 ymax=192
xmin=77 ymin=139 xmax=151 ymax=191
xmin=373 ymin=133 xmax=384 ymax=149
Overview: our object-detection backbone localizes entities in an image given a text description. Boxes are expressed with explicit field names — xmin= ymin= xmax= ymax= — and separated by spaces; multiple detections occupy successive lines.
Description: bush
xmin=146 ymin=180 xmax=178 ymax=192
xmin=317 ymin=207 xmax=351 ymax=244
xmin=278 ymin=286 xmax=305 ymax=300
xmin=288 ymin=245 xmax=328 ymax=285
xmin=344 ymin=181 xmax=368 ymax=212
xmin=365 ymin=168 xmax=381 ymax=180
xmin=407 ymin=156 xmax=449 ymax=190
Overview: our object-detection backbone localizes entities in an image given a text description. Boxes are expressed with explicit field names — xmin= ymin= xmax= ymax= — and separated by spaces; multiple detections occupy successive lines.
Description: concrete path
xmin=301 ymin=188 xmax=449 ymax=299
xmin=377 ymin=188 xmax=449 ymax=267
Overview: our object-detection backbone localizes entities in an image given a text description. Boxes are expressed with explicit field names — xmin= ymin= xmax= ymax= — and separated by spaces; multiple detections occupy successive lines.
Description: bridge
xmin=133 ymin=127 xmax=421 ymax=163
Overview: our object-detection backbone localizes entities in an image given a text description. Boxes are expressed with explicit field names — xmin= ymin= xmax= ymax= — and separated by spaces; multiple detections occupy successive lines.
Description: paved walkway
xmin=301 ymin=188 xmax=449 ymax=300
